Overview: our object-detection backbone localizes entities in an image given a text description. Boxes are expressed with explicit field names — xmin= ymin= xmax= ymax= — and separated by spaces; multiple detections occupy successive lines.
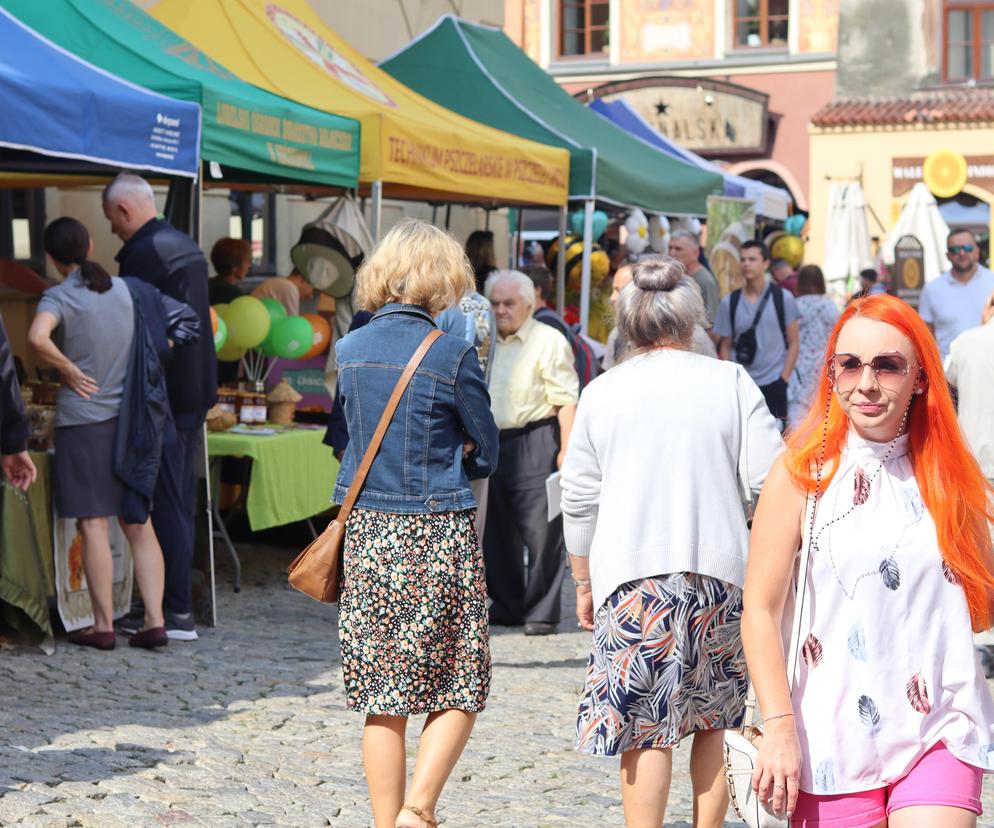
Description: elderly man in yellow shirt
xmin=484 ymin=270 xmax=579 ymax=635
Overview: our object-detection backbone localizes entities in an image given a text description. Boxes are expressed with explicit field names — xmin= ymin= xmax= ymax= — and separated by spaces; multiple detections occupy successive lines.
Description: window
xmin=228 ymin=190 xmax=277 ymax=274
xmin=944 ymin=3 xmax=994 ymax=81
xmin=733 ymin=0 xmax=789 ymax=49
xmin=0 ymin=189 xmax=45 ymax=272
xmin=559 ymin=0 xmax=610 ymax=58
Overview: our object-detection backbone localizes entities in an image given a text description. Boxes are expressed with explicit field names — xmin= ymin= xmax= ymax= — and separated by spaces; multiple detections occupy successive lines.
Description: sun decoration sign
xmin=922 ymin=149 xmax=969 ymax=199
xmin=266 ymin=3 xmax=398 ymax=109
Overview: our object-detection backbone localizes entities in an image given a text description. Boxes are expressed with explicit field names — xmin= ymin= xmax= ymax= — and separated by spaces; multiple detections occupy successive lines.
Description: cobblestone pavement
xmin=2 ymin=544 xmax=993 ymax=827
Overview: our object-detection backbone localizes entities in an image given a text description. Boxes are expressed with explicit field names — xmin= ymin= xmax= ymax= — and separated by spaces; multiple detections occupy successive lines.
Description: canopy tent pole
xmin=444 ymin=204 xmax=452 ymax=230
xmin=556 ymin=205 xmax=567 ymax=315
xmin=369 ymin=180 xmax=383 ymax=242
xmin=514 ymin=207 xmax=524 ymax=269
xmin=579 ymin=198 xmax=594 ymax=334
xmin=485 ymin=209 xmax=491 ymax=231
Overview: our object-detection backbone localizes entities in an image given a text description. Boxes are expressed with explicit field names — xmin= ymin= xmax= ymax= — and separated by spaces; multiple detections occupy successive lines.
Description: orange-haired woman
xmin=742 ymin=294 xmax=994 ymax=827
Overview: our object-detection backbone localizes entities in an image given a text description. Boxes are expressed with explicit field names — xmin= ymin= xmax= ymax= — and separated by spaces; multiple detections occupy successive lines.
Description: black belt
xmin=499 ymin=416 xmax=558 ymax=440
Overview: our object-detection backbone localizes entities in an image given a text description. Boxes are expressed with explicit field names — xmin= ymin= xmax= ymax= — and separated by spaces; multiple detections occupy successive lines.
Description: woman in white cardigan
xmin=561 ymin=256 xmax=783 ymax=828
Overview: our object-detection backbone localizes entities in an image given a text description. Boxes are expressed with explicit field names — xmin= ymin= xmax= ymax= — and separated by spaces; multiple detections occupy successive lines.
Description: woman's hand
xmin=60 ymin=363 xmax=99 ymax=400
xmin=462 ymin=440 xmax=476 ymax=457
xmin=752 ymin=717 xmax=802 ymax=818
xmin=575 ymin=586 xmax=594 ymax=631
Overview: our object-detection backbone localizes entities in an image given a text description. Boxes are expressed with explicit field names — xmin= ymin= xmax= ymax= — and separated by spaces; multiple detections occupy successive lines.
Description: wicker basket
xmin=268 ymin=400 xmax=296 ymax=426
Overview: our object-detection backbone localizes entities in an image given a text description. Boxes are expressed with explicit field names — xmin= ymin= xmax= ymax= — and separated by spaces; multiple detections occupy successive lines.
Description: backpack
xmin=730 ymin=285 xmax=787 ymax=366
xmin=533 ymin=307 xmax=599 ymax=390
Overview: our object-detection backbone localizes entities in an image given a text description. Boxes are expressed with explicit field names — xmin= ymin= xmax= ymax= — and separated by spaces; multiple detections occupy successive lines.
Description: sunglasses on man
xmin=948 ymin=244 xmax=975 ymax=254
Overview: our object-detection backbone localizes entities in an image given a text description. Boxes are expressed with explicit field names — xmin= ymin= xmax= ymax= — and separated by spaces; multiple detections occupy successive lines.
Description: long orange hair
xmin=786 ymin=294 xmax=994 ymax=628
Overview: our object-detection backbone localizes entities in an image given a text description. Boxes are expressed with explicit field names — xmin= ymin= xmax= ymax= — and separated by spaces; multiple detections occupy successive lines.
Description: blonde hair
xmin=356 ymin=219 xmax=474 ymax=316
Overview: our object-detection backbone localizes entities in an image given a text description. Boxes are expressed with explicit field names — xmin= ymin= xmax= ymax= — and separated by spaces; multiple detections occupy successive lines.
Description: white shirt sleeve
xmin=560 ymin=395 xmax=601 ymax=557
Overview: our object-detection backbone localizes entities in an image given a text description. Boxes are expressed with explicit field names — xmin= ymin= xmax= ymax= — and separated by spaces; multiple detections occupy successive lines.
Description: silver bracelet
xmin=572 ymin=576 xmax=591 ymax=588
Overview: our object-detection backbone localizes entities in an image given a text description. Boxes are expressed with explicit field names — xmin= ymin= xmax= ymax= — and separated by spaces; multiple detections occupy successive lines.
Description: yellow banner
xmin=152 ymin=0 xmax=569 ymax=205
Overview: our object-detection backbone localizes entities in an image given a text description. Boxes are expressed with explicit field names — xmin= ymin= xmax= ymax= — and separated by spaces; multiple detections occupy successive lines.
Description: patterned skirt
xmin=576 ymin=572 xmax=747 ymax=756
xmin=339 ymin=508 xmax=491 ymax=716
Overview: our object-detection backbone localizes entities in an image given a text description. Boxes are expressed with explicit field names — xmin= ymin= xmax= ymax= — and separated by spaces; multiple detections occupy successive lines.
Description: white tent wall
xmin=881 ymin=182 xmax=951 ymax=285
xmin=822 ymin=181 xmax=873 ymax=305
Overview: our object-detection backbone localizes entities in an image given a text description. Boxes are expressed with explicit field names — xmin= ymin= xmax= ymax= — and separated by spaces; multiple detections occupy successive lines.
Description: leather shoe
xmin=129 ymin=627 xmax=169 ymax=649
xmin=67 ymin=630 xmax=116 ymax=650
xmin=523 ymin=622 xmax=558 ymax=636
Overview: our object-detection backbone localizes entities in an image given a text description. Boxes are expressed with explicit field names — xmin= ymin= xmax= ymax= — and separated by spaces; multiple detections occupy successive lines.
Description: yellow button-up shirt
xmin=490 ymin=316 xmax=579 ymax=431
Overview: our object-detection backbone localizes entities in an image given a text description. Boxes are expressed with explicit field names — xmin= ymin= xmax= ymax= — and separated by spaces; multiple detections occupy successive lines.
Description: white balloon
xmin=648 ymin=214 xmax=671 ymax=253
xmin=624 ymin=209 xmax=650 ymax=255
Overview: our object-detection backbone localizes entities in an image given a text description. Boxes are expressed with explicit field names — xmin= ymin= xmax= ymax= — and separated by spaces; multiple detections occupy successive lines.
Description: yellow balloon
xmin=771 ymin=234 xmax=804 ymax=269
xmin=216 ymin=340 xmax=246 ymax=362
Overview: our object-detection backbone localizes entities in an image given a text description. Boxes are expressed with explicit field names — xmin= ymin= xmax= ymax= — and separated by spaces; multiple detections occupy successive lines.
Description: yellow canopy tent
xmin=150 ymin=0 xmax=569 ymax=235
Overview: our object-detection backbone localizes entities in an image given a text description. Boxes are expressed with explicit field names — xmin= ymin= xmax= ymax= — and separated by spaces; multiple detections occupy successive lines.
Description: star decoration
xmin=655 ymin=101 xmax=669 ymax=116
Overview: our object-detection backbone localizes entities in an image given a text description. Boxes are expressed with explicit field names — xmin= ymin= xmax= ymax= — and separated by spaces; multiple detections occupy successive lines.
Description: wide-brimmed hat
xmin=290 ymin=223 xmax=361 ymax=299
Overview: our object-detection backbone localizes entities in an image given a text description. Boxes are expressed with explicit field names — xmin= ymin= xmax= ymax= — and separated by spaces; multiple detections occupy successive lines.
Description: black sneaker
xmin=115 ymin=607 xmax=145 ymax=637
xmin=164 ymin=611 xmax=198 ymax=642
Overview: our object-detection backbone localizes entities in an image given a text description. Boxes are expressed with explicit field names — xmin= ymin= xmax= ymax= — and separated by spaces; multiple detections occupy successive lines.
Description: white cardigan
xmin=560 ymin=349 xmax=784 ymax=610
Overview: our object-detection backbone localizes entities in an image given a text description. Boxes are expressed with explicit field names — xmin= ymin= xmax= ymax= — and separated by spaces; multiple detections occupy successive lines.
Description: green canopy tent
xmin=382 ymin=16 xmax=724 ymax=330
xmin=1 ymin=0 xmax=361 ymax=218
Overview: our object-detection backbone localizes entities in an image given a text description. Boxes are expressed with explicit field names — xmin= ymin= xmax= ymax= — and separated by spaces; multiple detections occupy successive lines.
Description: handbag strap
xmin=735 ymin=369 xmax=754 ymax=520
xmin=336 ymin=328 xmax=443 ymax=523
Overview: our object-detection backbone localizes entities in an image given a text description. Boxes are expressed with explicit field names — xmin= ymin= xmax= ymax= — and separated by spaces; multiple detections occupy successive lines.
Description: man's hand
xmin=575 ymin=585 xmax=594 ymax=631
xmin=983 ymin=291 xmax=994 ymax=325
xmin=60 ymin=363 xmax=99 ymax=400
xmin=1 ymin=452 xmax=37 ymax=491
xmin=556 ymin=446 xmax=567 ymax=469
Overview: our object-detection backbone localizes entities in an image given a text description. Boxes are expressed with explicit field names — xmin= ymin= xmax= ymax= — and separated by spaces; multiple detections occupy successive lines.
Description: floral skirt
xmin=576 ymin=572 xmax=747 ymax=756
xmin=339 ymin=508 xmax=491 ymax=716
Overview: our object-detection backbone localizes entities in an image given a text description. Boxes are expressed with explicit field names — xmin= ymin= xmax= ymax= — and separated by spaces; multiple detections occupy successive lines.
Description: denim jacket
xmin=332 ymin=303 xmax=499 ymax=514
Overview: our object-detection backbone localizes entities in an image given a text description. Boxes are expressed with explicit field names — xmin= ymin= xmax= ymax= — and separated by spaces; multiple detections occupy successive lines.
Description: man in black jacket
xmin=0 ymin=315 xmax=35 ymax=490
xmin=103 ymin=173 xmax=216 ymax=641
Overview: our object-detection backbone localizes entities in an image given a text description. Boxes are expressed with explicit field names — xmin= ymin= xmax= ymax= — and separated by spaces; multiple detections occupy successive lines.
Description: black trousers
xmin=153 ymin=424 xmax=201 ymax=616
xmin=760 ymin=377 xmax=788 ymax=421
xmin=483 ymin=419 xmax=565 ymax=626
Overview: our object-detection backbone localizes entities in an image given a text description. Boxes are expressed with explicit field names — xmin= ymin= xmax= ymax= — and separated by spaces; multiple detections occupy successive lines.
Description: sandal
xmin=398 ymin=805 xmax=437 ymax=827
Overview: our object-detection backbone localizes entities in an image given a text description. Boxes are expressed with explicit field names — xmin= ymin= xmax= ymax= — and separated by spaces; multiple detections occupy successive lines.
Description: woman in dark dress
xmin=333 ymin=219 xmax=498 ymax=828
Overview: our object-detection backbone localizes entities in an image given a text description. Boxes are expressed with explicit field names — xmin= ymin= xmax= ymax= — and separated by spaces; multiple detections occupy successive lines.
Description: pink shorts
xmin=792 ymin=743 xmax=983 ymax=827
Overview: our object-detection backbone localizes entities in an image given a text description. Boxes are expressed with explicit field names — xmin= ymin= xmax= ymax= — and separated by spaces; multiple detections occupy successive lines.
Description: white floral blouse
xmin=788 ymin=294 xmax=839 ymax=407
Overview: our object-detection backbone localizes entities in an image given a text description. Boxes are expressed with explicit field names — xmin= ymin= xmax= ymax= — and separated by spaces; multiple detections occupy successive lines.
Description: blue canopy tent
xmin=0 ymin=6 xmax=200 ymax=178
xmin=588 ymin=97 xmax=790 ymax=221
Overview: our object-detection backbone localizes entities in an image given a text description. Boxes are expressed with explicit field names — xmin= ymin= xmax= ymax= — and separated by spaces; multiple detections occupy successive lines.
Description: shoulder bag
xmin=287 ymin=328 xmax=443 ymax=603
xmin=724 ymin=371 xmax=815 ymax=827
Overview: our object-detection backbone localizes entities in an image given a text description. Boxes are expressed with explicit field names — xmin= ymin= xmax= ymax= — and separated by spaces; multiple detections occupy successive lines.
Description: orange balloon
xmin=300 ymin=313 xmax=331 ymax=360
xmin=210 ymin=306 xmax=219 ymax=336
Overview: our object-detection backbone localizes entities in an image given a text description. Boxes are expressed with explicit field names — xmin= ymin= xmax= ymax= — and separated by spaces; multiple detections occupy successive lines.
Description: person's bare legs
xmin=889 ymin=806 xmax=976 ymax=827
xmin=77 ymin=518 xmax=114 ymax=632
xmin=689 ymin=730 xmax=729 ymax=827
xmin=119 ymin=519 xmax=165 ymax=629
xmin=397 ymin=709 xmax=477 ymax=827
xmin=363 ymin=714 xmax=408 ymax=828
xmin=620 ymin=747 xmax=673 ymax=828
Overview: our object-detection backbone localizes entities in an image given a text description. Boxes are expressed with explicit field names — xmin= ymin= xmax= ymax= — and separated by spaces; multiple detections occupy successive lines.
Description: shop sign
xmin=893 ymin=234 xmax=925 ymax=308
xmin=893 ymin=154 xmax=994 ymax=197
xmin=590 ymin=77 xmax=769 ymax=155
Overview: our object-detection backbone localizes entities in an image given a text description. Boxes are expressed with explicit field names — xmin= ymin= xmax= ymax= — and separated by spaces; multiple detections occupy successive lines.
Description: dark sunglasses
xmin=828 ymin=352 xmax=916 ymax=392
xmin=948 ymin=244 xmax=975 ymax=254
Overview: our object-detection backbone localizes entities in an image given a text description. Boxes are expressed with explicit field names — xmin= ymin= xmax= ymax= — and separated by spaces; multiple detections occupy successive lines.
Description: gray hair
xmin=102 ymin=173 xmax=155 ymax=207
xmin=616 ymin=255 xmax=705 ymax=349
xmin=484 ymin=269 xmax=535 ymax=308
xmin=669 ymin=228 xmax=701 ymax=249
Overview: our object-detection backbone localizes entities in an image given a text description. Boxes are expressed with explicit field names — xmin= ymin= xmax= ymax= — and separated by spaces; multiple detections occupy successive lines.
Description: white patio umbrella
xmin=881 ymin=182 xmax=951 ymax=284
xmin=823 ymin=182 xmax=874 ymax=303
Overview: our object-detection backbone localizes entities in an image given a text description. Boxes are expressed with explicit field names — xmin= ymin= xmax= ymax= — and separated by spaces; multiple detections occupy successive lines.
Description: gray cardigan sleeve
xmin=560 ymin=393 xmax=601 ymax=557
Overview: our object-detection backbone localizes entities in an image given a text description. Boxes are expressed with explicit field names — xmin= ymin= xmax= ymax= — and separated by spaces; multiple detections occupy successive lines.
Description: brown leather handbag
xmin=287 ymin=329 xmax=444 ymax=603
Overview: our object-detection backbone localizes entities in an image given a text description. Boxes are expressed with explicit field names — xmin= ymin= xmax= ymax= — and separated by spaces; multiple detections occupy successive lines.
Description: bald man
xmin=103 ymin=173 xmax=216 ymax=642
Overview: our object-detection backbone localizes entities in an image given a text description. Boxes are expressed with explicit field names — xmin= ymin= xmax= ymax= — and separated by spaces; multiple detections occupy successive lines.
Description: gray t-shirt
xmin=689 ymin=265 xmax=721 ymax=326
xmin=37 ymin=274 xmax=135 ymax=427
xmin=714 ymin=280 xmax=799 ymax=387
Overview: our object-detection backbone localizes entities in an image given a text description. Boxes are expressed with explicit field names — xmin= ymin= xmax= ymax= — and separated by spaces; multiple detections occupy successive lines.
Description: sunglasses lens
xmin=871 ymin=355 xmax=908 ymax=375
xmin=949 ymin=244 xmax=975 ymax=254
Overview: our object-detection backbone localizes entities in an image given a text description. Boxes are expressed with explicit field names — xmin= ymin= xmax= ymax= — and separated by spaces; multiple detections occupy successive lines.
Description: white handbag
xmin=724 ymin=373 xmax=814 ymax=827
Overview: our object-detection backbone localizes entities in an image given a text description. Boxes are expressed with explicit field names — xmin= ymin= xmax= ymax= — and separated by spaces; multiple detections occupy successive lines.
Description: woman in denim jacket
xmin=334 ymin=219 xmax=499 ymax=828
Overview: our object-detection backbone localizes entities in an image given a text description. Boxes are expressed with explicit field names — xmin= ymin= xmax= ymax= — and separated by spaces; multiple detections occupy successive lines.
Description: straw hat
xmin=290 ymin=223 xmax=361 ymax=299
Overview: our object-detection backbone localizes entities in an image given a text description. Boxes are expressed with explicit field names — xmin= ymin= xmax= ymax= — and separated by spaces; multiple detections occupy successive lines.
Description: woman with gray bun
xmin=561 ymin=255 xmax=783 ymax=827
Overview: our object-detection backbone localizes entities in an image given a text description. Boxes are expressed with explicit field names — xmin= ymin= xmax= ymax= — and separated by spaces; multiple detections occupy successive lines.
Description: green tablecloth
xmin=207 ymin=427 xmax=339 ymax=531
xmin=0 ymin=451 xmax=54 ymax=643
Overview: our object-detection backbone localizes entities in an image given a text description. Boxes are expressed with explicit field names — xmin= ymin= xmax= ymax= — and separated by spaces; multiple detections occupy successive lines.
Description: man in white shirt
xmin=918 ymin=228 xmax=994 ymax=358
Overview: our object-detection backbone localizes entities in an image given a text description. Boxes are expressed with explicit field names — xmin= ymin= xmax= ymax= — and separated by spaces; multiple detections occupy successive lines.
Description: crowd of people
xmin=2 ymin=185 xmax=994 ymax=828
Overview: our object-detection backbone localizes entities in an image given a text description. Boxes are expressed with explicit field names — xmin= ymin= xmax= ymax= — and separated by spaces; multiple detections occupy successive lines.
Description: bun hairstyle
xmin=616 ymin=254 xmax=704 ymax=349
xmin=43 ymin=217 xmax=111 ymax=294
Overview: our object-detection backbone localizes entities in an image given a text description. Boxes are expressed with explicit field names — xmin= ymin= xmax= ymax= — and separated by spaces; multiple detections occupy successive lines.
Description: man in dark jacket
xmin=103 ymin=173 xmax=216 ymax=641
xmin=0 ymin=315 xmax=35 ymax=490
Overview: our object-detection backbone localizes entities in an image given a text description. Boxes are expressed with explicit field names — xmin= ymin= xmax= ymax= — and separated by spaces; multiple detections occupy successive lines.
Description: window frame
xmin=0 ymin=188 xmax=46 ymax=274
xmin=228 ymin=189 xmax=278 ymax=276
xmin=556 ymin=0 xmax=611 ymax=61
xmin=942 ymin=2 xmax=994 ymax=82
xmin=731 ymin=0 xmax=791 ymax=52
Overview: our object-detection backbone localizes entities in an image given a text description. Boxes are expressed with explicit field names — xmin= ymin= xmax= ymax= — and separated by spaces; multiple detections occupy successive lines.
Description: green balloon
xmin=226 ymin=295 xmax=271 ymax=349
xmin=213 ymin=315 xmax=227 ymax=352
xmin=260 ymin=297 xmax=287 ymax=325
xmin=216 ymin=339 xmax=246 ymax=362
xmin=271 ymin=316 xmax=314 ymax=360
xmin=257 ymin=337 xmax=279 ymax=358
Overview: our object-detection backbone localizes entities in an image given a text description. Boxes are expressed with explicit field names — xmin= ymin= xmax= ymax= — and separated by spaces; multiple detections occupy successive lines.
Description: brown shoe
xmin=129 ymin=627 xmax=168 ymax=649
xmin=67 ymin=630 xmax=116 ymax=650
